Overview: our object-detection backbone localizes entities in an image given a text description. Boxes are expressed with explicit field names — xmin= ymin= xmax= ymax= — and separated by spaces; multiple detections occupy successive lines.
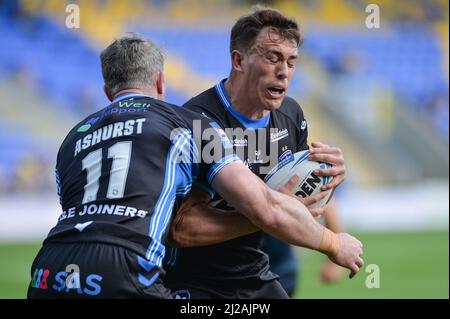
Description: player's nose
xmin=276 ymin=62 xmax=289 ymax=80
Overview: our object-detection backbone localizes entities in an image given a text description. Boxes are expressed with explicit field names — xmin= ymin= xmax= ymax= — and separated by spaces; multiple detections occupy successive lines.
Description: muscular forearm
xmin=169 ymin=203 xmax=258 ymax=247
xmin=259 ymin=188 xmax=325 ymax=251
xmin=212 ymin=162 xmax=329 ymax=253
xmin=324 ymin=199 xmax=343 ymax=233
xmin=213 ymin=163 xmax=364 ymax=277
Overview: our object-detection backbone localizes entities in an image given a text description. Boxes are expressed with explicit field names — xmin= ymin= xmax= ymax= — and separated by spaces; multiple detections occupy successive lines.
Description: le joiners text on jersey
xmin=58 ymin=204 xmax=148 ymax=222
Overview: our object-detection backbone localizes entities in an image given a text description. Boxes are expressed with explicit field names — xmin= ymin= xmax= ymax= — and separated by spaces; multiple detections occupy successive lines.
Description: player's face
xmin=242 ymin=28 xmax=298 ymax=111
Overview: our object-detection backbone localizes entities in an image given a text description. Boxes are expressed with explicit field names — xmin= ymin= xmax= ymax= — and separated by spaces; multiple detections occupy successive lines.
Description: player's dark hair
xmin=100 ymin=33 xmax=164 ymax=95
xmin=230 ymin=6 xmax=302 ymax=53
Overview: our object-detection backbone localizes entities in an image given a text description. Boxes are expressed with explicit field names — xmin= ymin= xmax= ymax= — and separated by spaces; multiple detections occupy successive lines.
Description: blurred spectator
xmin=428 ymin=88 xmax=449 ymax=142
xmin=13 ymin=151 xmax=54 ymax=193
xmin=13 ymin=153 xmax=41 ymax=192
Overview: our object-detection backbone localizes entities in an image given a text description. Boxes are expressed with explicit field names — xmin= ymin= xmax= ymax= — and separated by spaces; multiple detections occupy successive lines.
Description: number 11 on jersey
xmin=81 ymin=141 xmax=132 ymax=204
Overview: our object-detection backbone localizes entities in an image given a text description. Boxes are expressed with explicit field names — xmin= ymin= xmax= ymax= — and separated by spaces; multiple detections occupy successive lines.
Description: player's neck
xmin=224 ymin=78 xmax=269 ymax=120
xmin=113 ymin=88 xmax=155 ymax=100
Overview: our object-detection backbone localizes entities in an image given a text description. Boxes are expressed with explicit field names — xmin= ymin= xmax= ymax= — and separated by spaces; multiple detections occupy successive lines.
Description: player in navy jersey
xmin=165 ymin=7 xmax=355 ymax=299
xmin=28 ymin=34 xmax=363 ymax=299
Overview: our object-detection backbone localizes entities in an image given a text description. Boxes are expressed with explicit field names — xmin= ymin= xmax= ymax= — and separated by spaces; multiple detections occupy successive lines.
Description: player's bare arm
xmin=169 ymin=176 xmax=330 ymax=247
xmin=212 ymin=161 xmax=364 ymax=278
xmin=320 ymin=199 xmax=345 ymax=283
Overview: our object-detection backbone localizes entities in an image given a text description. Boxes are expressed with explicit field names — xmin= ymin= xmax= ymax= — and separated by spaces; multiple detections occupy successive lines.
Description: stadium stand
xmin=0 ymin=0 xmax=448 ymax=193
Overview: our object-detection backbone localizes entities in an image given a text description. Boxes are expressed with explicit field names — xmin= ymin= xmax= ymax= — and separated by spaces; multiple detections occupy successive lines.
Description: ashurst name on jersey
xmin=74 ymin=118 xmax=146 ymax=157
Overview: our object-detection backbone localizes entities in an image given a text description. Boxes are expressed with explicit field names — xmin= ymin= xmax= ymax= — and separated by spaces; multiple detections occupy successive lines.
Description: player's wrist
xmin=318 ymin=228 xmax=340 ymax=257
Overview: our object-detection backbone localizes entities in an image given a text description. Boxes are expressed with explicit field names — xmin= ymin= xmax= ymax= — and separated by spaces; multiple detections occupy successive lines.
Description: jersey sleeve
xmin=181 ymin=111 xmax=241 ymax=194
xmin=291 ymin=100 xmax=309 ymax=152
xmin=201 ymin=120 xmax=240 ymax=185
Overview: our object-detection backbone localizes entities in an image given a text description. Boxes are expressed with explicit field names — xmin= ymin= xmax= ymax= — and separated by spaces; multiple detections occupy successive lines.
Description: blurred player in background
xmin=262 ymin=200 xmax=344 ymax=297
xmin=27 ymin=34 xmax=363 ymax=299
xmin=165 ymin=6 xmax=353 ymax=299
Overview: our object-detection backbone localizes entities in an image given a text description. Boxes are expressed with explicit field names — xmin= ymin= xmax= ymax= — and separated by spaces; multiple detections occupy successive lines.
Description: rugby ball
xmin=264 ymin=150 xmax=333 ymax=209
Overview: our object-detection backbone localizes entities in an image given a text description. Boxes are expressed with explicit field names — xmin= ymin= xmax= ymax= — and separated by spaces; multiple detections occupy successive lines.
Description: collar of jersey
xmin=112 ymin=93 xmax=153 ymax=103
xmin=215 ymin=79 xmax=270 ymax=130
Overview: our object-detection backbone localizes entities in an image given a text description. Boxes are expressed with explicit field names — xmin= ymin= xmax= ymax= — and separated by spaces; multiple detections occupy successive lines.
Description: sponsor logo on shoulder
xmin=270 ymin=128 xmax=289 ymax=142
xmin=209 ymin=122 xmax=233 ymax=149
xmin=233 ymin=138 xmax=247 ymax=147
xmin=300 ymin=119 xmax=307 ymax=130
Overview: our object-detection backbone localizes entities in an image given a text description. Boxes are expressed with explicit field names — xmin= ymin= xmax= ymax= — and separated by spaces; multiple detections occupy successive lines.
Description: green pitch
xmin=0 ymin=230 xmax=448 ymax=299
xmin=295 ymin=230 xmax=449 ymax=299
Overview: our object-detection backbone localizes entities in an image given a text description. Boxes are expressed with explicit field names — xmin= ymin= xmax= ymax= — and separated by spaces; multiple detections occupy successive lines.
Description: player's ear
xmin=156 ymin=71 xmax=165 ymax=100
xmin=104 ymin=85 xmax=113 ymax=102
xmin=231 ymin=50 xmax=245 ymax=73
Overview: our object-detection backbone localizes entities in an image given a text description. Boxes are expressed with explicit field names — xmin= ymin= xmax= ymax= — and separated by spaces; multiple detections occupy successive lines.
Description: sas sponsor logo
xmin=30 ymin=264 xmax=103 ymax=296
xmin=53 ymin=264 xmax=103 ymax=296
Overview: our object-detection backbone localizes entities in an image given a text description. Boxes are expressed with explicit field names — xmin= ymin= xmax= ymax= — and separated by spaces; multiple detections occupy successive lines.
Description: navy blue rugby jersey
xmin=46 ymin=93 xmax=239 ymax=268
xmin=164 ymin=80 xmax=309 ymax=284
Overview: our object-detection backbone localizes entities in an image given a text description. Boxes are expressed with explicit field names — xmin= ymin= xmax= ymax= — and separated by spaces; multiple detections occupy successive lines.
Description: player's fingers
xmin=311 ymin=141 xmax=330 ymax=149
xmin=314 ymin=166 xmax=345 ymax=177
xmin=309 ymin=148 xmax=339 ymax=158
xmin=299 ymin=190 xmax=328 ymax=206
xmin=309 ymin=153 xmax=344 ymax=165
xmin=279 ymin=174 xmax=300 ymax=194
xmin=349 ymin=264 xmax=360 ymax=279
xmin=309 ymin=146 xmax=342 ymax=155
xmin=356 ymin=257 xmax=364 ymax=268
xmin=321 ymin=175 xmax=343 ymax=191
xmin=311 ymin=190 xmax=329 ymax=202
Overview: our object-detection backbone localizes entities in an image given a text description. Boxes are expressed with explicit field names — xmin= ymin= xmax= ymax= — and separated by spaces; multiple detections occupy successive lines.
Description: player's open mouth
xmin=267 ymin=87 xmax=285 ymax=98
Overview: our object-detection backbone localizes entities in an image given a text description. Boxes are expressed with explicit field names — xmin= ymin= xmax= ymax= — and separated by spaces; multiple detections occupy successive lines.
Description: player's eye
xmin=265 ymin=53 xmax=280 ymax=64
xmin=287 ymin=57 xmax=298 ymax=68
